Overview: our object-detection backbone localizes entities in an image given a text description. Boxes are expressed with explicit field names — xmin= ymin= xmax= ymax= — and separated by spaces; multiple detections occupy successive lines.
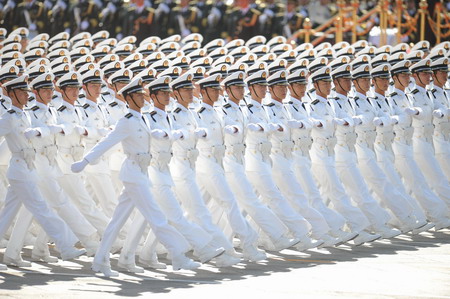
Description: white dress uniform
xmin=195 ymin=102 xmax=260 ymax=252
xmin=169 ymin=102 xmax=236 ymax=255
xmin=72 ymin=79 xmax=196 ymax=276
xmin=408 ymin=79 xmax=450 ymax=207
xmin=119 ymin=97 xmax=223 ymax=270
xmin=370 ymin=90 xmax=431 ymax=231
xmin=54 ymin=73 xmax=113 ymax=237
xmin=388 ymin=65 xmax=450 ymax=227
xmin=283 ymin=95 xmax=348 ymax=236
xmin=243 ymin=72 xmax=312 ymax=244
xmin=5 ymin=76 xmax=99 ymax=263
xmin=308 ymin=67 xmax=371 ymax=235
xmin=429 ymin=85 xmax=450 ymax=180
xmin=78 ymin=93 xmax=118 ymax=218
xmin=219 ymin=72 xmax=297 ymax=251
xmin=0 ymin=76 xmax=84 ymax=267
xmin=263 ymin=71 xmax=332 ymax=241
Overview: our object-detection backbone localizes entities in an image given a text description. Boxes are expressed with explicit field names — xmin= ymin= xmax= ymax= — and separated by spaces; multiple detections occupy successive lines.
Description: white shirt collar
xmin=85 ymin=99 xmax=98 ymax=108
xmin=129 ymin=109 xmax=142 ymax=118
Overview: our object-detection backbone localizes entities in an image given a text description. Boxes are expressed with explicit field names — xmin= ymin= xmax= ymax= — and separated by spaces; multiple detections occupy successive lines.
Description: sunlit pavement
xmin=1 ymin=229 xmax=450 ymax=298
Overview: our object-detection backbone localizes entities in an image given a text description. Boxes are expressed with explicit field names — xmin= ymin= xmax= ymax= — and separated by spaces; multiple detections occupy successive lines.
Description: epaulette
xmin=354 ymin=96 xmax=360 ymax=101
xmin=265 ymin=103 xmax=275 ymax=107
xmin=223 ymin=103 xmax=231 ymax=109
xmin=102 ymin=92 xmax=110 ymax=96
xmin=149 ymin=110 xmax=157 ymax=122
xmin=308 ymin=88 xmax=316 ymax=93
xmin=57 ymin=106 xmax=66 ymax=112
xmin=79 ymin=94 xmax=86 ymax=98
xmin=173 ymin=107 xmax=181 ymax=113
xmin=82 ymin=103 xmax=90 ymax=109
xmin=311 ymin=100 xmax=320 ymax=105
xmin=287 ymin=101 xmax=293 ymax=104
xmin=125 ymin=113 xmax=132 ymax=119
xmin=109 ymin=102 xmax=118 ymax=107
xmin=30 ymin=106 xmax=39 ymax=111
xmin=247 ymin=104 xmax=253 ymax=109
xmin=28 ymin=96 xmax=34 ymax=102
xmin=198 ymin=107 xmax=206 ymax=114
xmin=52 ymin=95 xmax=58 ymax=99
xmin=411 ymin=89 xmax=419 ymax=95
xmin=7 ymin=109 xmax=15 ymax=114
xmin=389 ymin=92 xmax=398 ymax=97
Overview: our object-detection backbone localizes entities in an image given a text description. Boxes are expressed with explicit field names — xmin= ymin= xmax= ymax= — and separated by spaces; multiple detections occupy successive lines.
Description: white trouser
xmin=336 ymin=145 xmax=391 ymax=230
xmin=58 ymin=174 xmax=111 ymax=236
xmin=196 ymin=158 xmax=258 ymax=248
xmin=110 ymin=170 xmax=124 ymax=196
xmin=246 ymin=168 xmax=311 ymax=239
xmin=224 ymin=157 xmax=288 ymax=242
xmin=171 ymin=157 xmax=234 ymax=250
xmin=373 ymin=145 xmax=425 ymax=224
xmin=93 ymin=181 xmax=190 ymax=267
xmin=394 ymin=147 xmax=449 ymax=222
xmin=0 ymin=179 xmax=77 ymax=255
xmin=310 ymin=153 xmax=370 ymax=233
xmin=272 ymin=158 xmax=330 ymax=239
xmin=0 ymin=165 xmax=7 ymax=208
xmin=85 ymin=173 xmax=118 ymax=218
xmin=119 ymin=177 xmax=213 ymax=265
xmin=435 ymin=152 xmax=450 ymax=181
xmin=5 ymin=173 xmax=98 ymax=260
xmin=413 ymin=138 xmax=450 ymax=208
xmin=292 ymin=155 xmax=346 ymax=233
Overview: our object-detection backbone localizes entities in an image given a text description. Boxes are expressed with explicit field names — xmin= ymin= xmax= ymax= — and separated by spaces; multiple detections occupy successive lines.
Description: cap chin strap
xmin=416 ymin=72 xmax=426 ymax=87
xmin=433 ymin=71 xmax=445 ymax=87
xmin=316 ymin=81 xmax=324 ymax=96
xmin=373 ymin=79 xmax=383 ymax=95
xmin=290 ymin=84 xmax=301 ymax=99
xmin=204 ymin=88 xmax=214 ymax=104
xmin=334 ymin=78 xmax=346 ymax=95
xmin=354 ymin=79 xmax=366 ymax=95
xmin=396 ymin=74 xmax=407 ymax=90
xmin=270 ymin=86 xmax=281 ymax=101
xmin=129 ymin=94 xmax=140 ymax=108
xmin=154 ymin=92 xmax=165 ymax=108
xmin=227 ymin=86 xmax=239 ymax=102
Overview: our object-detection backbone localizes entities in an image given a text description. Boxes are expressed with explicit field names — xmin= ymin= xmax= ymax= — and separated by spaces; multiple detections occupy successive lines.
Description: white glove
xmin=268 ymin=123 xmax=281 ymax=132
xmin=352 ymin=116 xmax=362 ymax=126
xmin=98 ymin=128 xmax=110 ymax=137
xmin=373 ymin=117 xmax=383 ymax=126
xmin=71 ymin=159 xmax=89 ymax=173
xmin=171 ymin=130 xmax=184 ymax=140
xmin=47 ymin=124 xmax=63 ymax=134
xmin=390 ymin=116 xmax=399 ymax=125
xmin=224 ymin=126 xmax=237 ymax=135
xmin=287 ymin=119 xmax=302 ymax=129
xmin=247 ymin=123 xmax=261 ymax=132
xmin=24 ymin=128 xmax=40 ymax=139
xmin=194 ymin=128 xmax=207 ymax=138
xmin=312 ymin=119 xmax=323 ymax=127
xmin=433 ymin=110 xmax=444 ymax=118
xmin=75 ymin=125 xmax=87 ymax=136
xmin=405 ymin=107 xmax=418 ymax=115
xmin=332 ymin=118 xmax=346 ymax=126
xmin=151 ymin=129 xmax=168 ymax=139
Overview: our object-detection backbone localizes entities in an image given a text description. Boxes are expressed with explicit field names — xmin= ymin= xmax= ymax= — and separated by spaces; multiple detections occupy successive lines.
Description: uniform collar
xmin=61 ymin=100 xmax=75 ymax=111
xmin=35 ymin=101 xmax=48 ymax=110
xmin=85 ymin=99 xmax=98 ymax=108
xmin=153 ymin=106 xmax=167 ymax=117
xmin=316 ymin=94 xmax=327 ymax=103
xmin=415 ymin=85 xmax=427 ymax=93
xmin=269 ymin=98 xmax=283 ymax=108
xmin=129 ymin=109 xmax=142 ymax=118
xmin=201 ymin=102 xmax=214 ymax=111
xmin=287 ymin=96 xmax=303 ymax=106
xmin=434 ymin=85 xmax=444 ymax=93
xmin=394 ymin=88 xmax=405 ymax=97
xmin=334 ymin=92 xmax=347 ymax=101
xmin=248 ymin=98 xmax=262 ymax=108
xmin=228 ymin=100 xmax=240 ymax=109
xmin=374 ymin=92 xmax=386 ymax=100
xmin=354 ymin=91 xmax=367 ymax=100
xmin=10 ymin=105 xmax=23 ymax=115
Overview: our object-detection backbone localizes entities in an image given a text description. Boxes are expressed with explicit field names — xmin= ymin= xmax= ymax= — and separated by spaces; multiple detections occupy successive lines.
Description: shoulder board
xmin=309 ymin=88 xmax=316 ymax=93
xmin=223 ymin=103 xmax=231 ymax=109
xmin=287 ymin=101 xmax=293 ymax=104
xmin=411 ymin=89 xmax=419 ymax=94
xmin=79 ymin=94 xmax=86 ymax=98
xmin=311 ymin=100 xmax=320 ymax=105
xmin=198 ymin=107 xmax=206 ymax=114
xmin=389 ymin=92 xmax=398 ymax=97
xmin=101 ymin=92 xmax=110 ymax=96
xmin=109 ymin=102 xmax=118 ymax=107
xmin=30 ymin=106 xmax=39 ymax=111
xmin=7 ymin=109 xmax=15 ymax=114
xmin=57 ymin=106 xmax=66 ymax=112
xmin=82 ymin=103 xmax=90 ymax=109
xmin=431 ymin=88 xmax=436 ymax=93
xmin=150 ymin=111 xmax=157 ymax=116
xmin=52 ymin=95 xmax=58 ymax=99
xmin=247 ymin=104 xmax=253 ymax=109
xmin=125 ymin=113 xmax=133 ymax=119
xmin=28 ymin=96 xmax=34 ymax=101
xmin=354 ymin=96 xmax=360 ymax=101
xmin=265 ymin=103 xmax=275 ymax=107
xmin=173 ymin=107 xmax=181 ymax=113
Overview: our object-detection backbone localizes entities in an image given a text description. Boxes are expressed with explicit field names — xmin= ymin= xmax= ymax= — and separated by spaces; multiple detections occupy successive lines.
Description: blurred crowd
xmin=1 ymin=0 xmax=438 ymax=46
